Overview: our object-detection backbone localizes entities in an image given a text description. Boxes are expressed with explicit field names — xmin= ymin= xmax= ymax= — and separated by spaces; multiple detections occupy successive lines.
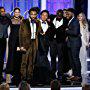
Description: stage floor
xmin=10 ymin=87 xmax=82 ymax=90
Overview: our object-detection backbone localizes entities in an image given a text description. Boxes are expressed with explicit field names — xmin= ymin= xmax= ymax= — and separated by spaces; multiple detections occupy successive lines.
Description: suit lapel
xmin=26 ymin=19 xmax=31 ymax=31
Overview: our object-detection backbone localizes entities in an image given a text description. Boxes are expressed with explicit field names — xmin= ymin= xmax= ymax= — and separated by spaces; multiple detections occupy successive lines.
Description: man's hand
xmin=20 ymin=47 xmax=26 ymax=52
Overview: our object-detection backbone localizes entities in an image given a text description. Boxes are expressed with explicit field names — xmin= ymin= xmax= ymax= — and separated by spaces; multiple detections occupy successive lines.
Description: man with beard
xmin=66 ymin=8 xmax=82 ymax=83
xmin=19 ymin=7 xmax=42 ymax=83
xmin=0 ymin=7 xmax=11 ymax=83
xmin=50 ymin=9 xmax=67 ymax=83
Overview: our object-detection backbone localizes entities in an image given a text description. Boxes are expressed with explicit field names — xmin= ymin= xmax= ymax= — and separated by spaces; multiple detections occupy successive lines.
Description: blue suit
xmin=66 ymin=17 xmax=82 ymax=77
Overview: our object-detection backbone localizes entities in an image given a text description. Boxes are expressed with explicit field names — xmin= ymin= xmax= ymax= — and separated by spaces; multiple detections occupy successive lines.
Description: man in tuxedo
xmin=66 ymin=8 xmax=82 ymax=81
xmin=34 ymin=10 xmax=55 ymax=85
xmin=19 ymin=7 xmax=42 ymax=83
xmin=50 ymin=9 xmax=67 ymax=82
xmin=0 ymin=7 xmax=11 ymax=83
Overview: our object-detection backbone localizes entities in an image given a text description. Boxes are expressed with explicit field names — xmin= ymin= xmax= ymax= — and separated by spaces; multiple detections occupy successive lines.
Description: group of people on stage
xmin=0 ymin=6 xmax=90 ymax=86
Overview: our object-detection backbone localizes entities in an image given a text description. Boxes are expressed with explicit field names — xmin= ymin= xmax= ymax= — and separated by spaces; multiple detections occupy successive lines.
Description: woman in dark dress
xmin=6 ymin=7 xmax=23 ymax=85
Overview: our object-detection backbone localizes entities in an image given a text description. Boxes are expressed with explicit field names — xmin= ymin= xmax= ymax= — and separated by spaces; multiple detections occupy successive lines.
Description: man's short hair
xmin=18 ymin=81 xmax=30 ymax=90
xmin=40 ymin=10 xmax=49 ymax=16
xmin=67 ymin=8 xmax=76 ymax=15
xmin=57 ymin=9 xmax=63 ymax=14
xmin=0 ymin=6 xmax=4 ymax=10
xmin=50 ymin=79 xmax=61 ymax=90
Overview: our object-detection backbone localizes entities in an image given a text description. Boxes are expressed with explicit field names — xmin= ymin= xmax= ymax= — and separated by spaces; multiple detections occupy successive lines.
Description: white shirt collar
xmin=68 ymin=16 xmax=74 ymax=25
xmin=40 ymin=19 xmax=48 ymax=33
xmin=53 ymin=17 xmax=63 ymax=28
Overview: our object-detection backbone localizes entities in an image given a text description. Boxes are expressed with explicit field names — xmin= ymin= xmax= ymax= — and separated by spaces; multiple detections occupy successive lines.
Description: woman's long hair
xmin=77 ymin=12 xmax=88 ymax=29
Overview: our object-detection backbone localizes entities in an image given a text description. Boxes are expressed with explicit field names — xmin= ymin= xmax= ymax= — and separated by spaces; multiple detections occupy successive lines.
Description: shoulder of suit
xmin=22 ymin=19 xmax=29 ymax=23
xmin=36 ymin=19 xmax=40 ymax=23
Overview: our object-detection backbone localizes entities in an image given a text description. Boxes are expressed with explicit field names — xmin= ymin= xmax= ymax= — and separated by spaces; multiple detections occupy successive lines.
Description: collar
xmin=40 ymin=19 xmax=47 ymax=24
xmin=68 ymin=16 xmax=74 ymax=25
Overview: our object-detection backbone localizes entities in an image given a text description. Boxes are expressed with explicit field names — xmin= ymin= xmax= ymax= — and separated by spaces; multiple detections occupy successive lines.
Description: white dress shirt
xmin=40 ymin=20 xmax=48 ymax=33
xmin=53 ymin=17 xmax=63 ymax=38
xmin=29 ymin=18 xmax=36 ymax=39
xmin=53 ymin=17 xmax=63 ymax=29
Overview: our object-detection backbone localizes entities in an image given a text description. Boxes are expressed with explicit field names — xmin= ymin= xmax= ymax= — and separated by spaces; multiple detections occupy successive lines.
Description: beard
xmin=67 ymin=15 xmax=73 ymax=21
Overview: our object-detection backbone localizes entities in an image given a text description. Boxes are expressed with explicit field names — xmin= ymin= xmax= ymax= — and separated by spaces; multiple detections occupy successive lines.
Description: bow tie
xmin=42 ymin=21 xmax=46 ymax=24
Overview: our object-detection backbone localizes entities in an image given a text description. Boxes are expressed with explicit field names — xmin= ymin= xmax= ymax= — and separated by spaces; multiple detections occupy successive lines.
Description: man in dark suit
xmin=34 ymin=10 xmax=55 ymax=85
xmin=66 ymin=8 xmax=82 ymax=81
xmin=0 ymin=7 xmax=11 ymax=83
xmin=50 ymin=9 xmax=67 ymax=82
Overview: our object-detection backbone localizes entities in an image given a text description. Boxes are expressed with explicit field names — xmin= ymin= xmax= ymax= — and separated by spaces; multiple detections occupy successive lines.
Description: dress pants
xmin=0 ymin=38 xmax=6 ymax=82
xmin=68 ymin=46 xmax=81 ymax=77
xmin=50 ymin=39 xmax=64 ymax=80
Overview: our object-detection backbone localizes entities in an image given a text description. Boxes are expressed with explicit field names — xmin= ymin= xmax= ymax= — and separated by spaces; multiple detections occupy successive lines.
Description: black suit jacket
xmin=50 ymin=18 xmax=68 ymax=43
xmin=55 ymin=18 xmax=68 ymax=43
xmin=38 ymin=21 xmax=55 ymax=53
xmin=0 ymin=16 xmax=11 ymax=38
xmin=66 ymin=17 xmax=82 ymax=47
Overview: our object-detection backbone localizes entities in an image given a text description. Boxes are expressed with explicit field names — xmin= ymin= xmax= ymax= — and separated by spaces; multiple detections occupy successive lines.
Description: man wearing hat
xmin=66 ymin=8 xmax=82 ymax=82
xmin=19 ymin=7 xmax=42 ymax=83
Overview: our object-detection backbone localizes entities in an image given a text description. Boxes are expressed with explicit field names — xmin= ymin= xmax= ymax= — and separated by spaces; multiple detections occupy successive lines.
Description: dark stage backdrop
xmin=74 ymin=0 xmax=88 ymax=17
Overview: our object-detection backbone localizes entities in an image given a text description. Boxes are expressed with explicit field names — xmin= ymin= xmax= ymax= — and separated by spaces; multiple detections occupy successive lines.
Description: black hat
xmin=28 ymin=7 xmax=40 ymax=14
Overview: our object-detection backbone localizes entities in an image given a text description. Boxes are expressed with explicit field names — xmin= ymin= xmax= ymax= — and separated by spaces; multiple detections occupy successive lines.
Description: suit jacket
xmin=42 ymin=21 xmax=55 ymax=40
xmin=38 ymin=21 xmax=55 ymax=52
xmin=66 ymin=17 xmax=82 ymax=47
xmin=52 ymin=18 xmax=67 ymax=43
xmin=0 ymin=16 xmax=11 ymax=38
xmin=56 ymin=18 xmax=67 ymax=43
xmin=19 ymin=18 xmax=42 ymax=50
xmin=19 ymin=18 xmax=42 ymax=79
